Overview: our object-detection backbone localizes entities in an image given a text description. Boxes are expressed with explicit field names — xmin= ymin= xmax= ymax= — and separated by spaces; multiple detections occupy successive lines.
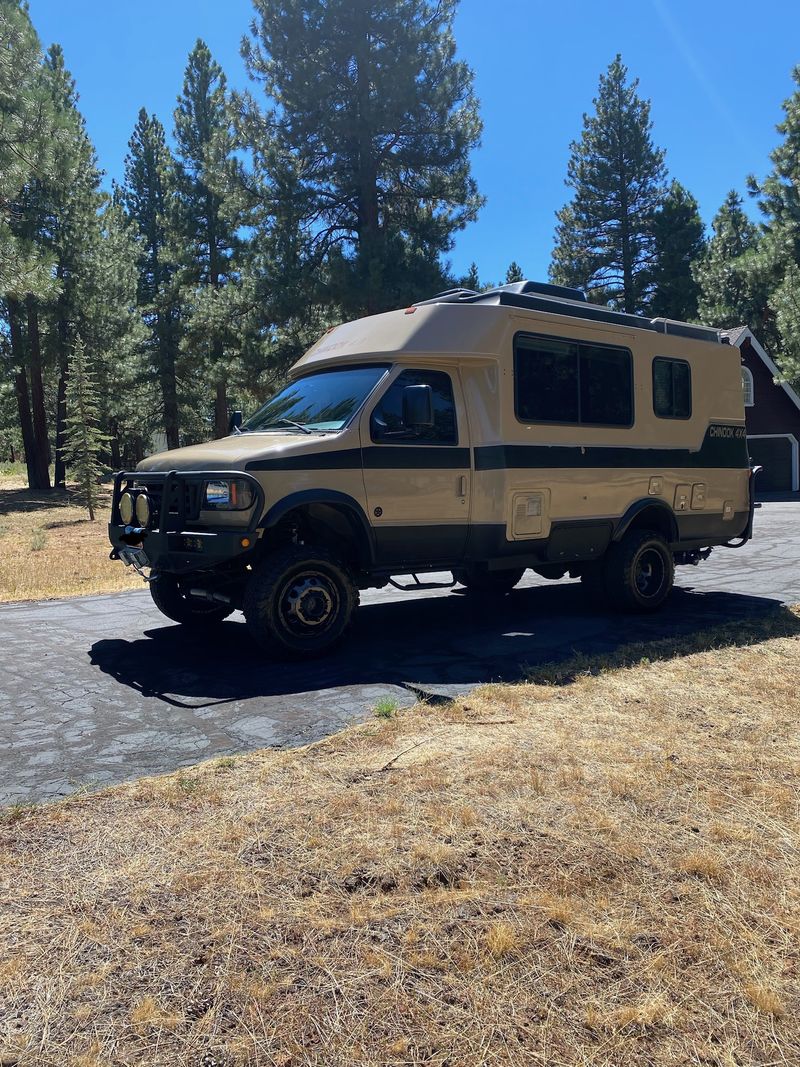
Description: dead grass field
xmin=2 ymin=611 xmax=799 ymax=1066
xmin=0 ymin=465 xmax=139 ymax=602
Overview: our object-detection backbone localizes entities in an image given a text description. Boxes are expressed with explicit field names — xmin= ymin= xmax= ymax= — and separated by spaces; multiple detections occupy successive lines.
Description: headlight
xmin=203 ymin=478 xmax=255 ymax=511
xmin=135 ymin=493 xmax=152 ymax=527
xmin=119 ymin=491 xmax=134 ymax=525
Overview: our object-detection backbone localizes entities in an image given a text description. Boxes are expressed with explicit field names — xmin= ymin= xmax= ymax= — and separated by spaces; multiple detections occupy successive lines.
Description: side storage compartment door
xmin=359 ymin=367 xmax=471 ymax=567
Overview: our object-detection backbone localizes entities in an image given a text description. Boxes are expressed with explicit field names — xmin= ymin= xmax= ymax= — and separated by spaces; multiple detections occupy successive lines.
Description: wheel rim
xmin=277 ymin=569 xmax=340 ymax=638
xmin=634 ymin=547 xmax=667 ymax=600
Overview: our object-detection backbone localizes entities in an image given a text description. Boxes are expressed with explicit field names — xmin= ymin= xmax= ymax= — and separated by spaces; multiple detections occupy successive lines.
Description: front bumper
xmin=108 ymin=469 xmax=265 ymax=575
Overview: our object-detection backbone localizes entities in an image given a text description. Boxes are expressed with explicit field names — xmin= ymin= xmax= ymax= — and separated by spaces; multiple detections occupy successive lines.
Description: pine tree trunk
xmin=214 ymin=377 xmax=228 ymax=439
xmin=8 ymin=299 xmax=42 ymax=491
xmin=355 ymin=22 xmax=381 ymax=315
xmin=109 ymin=420 xmax=121 ymax=471
xmin=13 ymin=367 xmax=38 ymax=490
xmin=25 ymin=298 xmax=52 ymax=490
xmin=54 ymin=295 xmax=69 ymax=487
xmin=160 ymin=312 xmax=180 ymax=451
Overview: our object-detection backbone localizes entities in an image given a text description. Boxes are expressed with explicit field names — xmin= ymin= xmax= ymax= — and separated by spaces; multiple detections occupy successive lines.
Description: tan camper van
xmin=109 ymin=280 xmax=758 ymax=658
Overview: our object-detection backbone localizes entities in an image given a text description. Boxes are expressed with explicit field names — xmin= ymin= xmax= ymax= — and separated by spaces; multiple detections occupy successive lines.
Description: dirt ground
xmin=0 ymin=465 xmax=139 ymax=602
xmin=2 ymin=610 xmax=798 ymax=1066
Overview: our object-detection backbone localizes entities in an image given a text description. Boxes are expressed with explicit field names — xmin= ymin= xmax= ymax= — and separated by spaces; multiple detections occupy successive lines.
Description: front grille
xmin=133 ymin=478 xmax=203 ymax=528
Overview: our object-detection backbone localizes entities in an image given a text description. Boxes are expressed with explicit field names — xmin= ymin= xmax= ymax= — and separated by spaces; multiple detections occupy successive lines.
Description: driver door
xmin=359 ymin=366 xmax=471 ymax=568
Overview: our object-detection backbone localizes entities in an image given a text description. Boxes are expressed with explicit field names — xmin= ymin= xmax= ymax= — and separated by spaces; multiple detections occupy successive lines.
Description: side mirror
xmin=402 ymin=385 xmax=434 ymax=429
xmin=228 ymin=410 xmax=243 ymax=434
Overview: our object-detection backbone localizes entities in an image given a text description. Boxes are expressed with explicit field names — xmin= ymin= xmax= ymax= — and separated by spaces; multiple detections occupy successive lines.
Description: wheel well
xmin=616 ymin=502 xmax=678 ymax=544
xmin=265 ymin=503 xmax=373 ymax=571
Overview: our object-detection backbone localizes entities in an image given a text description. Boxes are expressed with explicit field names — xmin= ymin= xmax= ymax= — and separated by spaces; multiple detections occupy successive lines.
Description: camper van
xmin=108 ymin=281 xmax=758 ymax=658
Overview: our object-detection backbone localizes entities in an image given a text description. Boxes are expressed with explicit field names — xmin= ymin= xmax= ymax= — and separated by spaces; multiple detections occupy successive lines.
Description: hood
xmin=136 ymin=432 xmax=335 ymax=473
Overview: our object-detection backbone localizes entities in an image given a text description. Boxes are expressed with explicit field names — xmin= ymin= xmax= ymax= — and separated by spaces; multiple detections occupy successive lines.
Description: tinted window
xmin=580 ymin=344 xmax=633 ymax=425
xmin=515 ymin=335 xmax=633 ymax=427
xmin=515 ymin=337 xmax=579 ymax=423
xmin=371 ymin=369 xmax=457 ymax=445
xmin=243 ymin=365 xmax=389 ymax=433
xmin=653 ymin=358 xmax=692 ymax=419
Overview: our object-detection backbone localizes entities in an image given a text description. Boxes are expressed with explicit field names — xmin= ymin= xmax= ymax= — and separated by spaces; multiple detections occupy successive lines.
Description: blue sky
xmin=27 ymin=0 xmax=800 ymax=287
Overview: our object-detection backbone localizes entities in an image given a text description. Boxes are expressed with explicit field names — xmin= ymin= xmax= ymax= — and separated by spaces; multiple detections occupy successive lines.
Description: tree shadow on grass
xmin=87 ymin=582 xmax=800 ymax=710
xmin=0 ymin=487 xmax=75 ymax=515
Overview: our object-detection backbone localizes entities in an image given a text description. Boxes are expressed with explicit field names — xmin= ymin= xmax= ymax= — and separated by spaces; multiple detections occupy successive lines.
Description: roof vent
xmin=497 ymin=280 xmax=588 ymax=303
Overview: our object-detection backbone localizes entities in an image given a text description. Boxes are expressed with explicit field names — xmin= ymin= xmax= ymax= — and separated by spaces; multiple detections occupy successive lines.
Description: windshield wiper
xmin=273 ymin=418 xmax=313 ymax=434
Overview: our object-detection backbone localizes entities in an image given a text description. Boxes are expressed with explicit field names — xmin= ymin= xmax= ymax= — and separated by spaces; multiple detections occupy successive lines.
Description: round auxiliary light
xmin=119 ymin=491 xmax=134 ymax=525
xmin=135 ymin=493 xmax=152 ymax=528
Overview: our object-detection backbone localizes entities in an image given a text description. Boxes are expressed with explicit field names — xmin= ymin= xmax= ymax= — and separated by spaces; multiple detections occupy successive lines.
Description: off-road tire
xmin=149 ymin=574 xmax=234 ymax=627
xmin=455 ymin=565 xmax=525 ymax=596
xmin=243 ymin=544 xmax=359 ymax=659
xmin=602 ymin=529 xmax=674 ymax=613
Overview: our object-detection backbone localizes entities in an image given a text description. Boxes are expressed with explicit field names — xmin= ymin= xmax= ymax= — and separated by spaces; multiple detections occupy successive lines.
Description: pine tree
xmin=748 ymin=66 xmax=800 ymax=382
xmin=550 ymin=55 xmax=667 ymax=313
xmin=39 ymin=44 xmax=105 ymax=487
xmin=89 ymin=198 xmax=151 ymax=469
xmin=121 ymin=110 xmax=182 ymax=449
xmin=0 ymin=0 xmax=54 ymax=296
xmin=649 ymin=180 xmax=705 ymax=320
xmin=460 ymin=262 xmax=481 ymax=290
xmin=0 ymin=1 xmax=58 ymax=491
xmin=241 ymin=0 xmax=483 ymax=319
xmin=173 ymin=40 xmax=244 ymax=438
xmin=693 ymin=191 xmax=771 ymax=336
xmin=63 ymin=339 xmax=106 ymax=520
xmin=505 ymin=261 xmax=524 ymax=284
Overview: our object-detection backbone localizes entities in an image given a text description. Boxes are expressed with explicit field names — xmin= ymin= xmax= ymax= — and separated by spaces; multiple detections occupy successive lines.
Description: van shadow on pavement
xmin=88 ymin=583 xmax=797 ymax=710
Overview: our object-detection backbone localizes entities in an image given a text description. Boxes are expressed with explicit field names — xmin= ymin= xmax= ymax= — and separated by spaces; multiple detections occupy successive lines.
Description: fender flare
xmin=613 ymin=498 xmax=679 ymax=544
xmin=260 ymin=489 xmax=376 ymax=565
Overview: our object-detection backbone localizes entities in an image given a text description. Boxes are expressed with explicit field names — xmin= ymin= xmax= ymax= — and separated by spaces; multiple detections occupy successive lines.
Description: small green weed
xmin=176 ymin=773 xmax=201 ymax=794
xmin=30 ymin=527 xmax=47 ymax=552
xmin=373 ymin=696 xmax=400 ymax=719
xmin=215 ymin=756 xmax=236 ymax=771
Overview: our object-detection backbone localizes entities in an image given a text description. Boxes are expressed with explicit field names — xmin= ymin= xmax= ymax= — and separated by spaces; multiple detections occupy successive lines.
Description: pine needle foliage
xmin=649 ymin=180 xmax=706 ymax=321
xmin=749 ymin=66 xmax=800 ymax=383
xmin=63 ymin=339 xmax=107 ymax=520
xmin=693 ymin=191 xmax=770 ymax=337
xmin=504 ymin=261 xmax=524 ymax=284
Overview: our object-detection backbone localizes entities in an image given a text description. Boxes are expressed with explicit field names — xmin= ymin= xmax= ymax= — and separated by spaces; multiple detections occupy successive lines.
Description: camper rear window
xmin=514 ymin=334 xmax=633 ymax=427
xmin=652 ymin=358 xmax=692 ymax=419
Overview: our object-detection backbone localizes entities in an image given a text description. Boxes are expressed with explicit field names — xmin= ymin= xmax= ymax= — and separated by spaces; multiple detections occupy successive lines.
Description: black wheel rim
xmin=634 ymin=547 xmax=667 ymax=600
xmin=277 ymin=569 xmax=340 ymax=638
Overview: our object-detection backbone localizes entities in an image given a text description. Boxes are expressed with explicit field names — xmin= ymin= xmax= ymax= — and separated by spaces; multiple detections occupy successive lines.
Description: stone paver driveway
xmin=2 ymin=502 xmax=799 ymax=805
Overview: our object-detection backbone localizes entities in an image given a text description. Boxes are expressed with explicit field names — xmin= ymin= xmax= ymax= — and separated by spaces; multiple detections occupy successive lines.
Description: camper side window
xmin=514 ymin=334 xmax=633 ymax=427
xmin=652 ymin=358 xmax=692 ymax=419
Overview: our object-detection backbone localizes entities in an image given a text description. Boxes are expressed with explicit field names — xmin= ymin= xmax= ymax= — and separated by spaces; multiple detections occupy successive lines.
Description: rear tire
xmin=455 ymin=564 xmax=525 ymax=596
xmin=149 ymin=574 xmax=233 ymax=627
xmin=603 ymin=529 xmax=674 ymax=613
xmin=243 ymin=544 xmax=359 ymax=659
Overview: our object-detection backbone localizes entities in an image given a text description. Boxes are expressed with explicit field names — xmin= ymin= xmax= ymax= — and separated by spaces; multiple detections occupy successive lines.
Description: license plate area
xmin=119 ymin=546 xmax=151 ymax=575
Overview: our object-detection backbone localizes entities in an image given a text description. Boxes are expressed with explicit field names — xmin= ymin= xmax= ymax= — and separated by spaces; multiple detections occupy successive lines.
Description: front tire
xmin=455 ymin=564 xmax=525 ymax=596
xmin=149 ymin=574 xmax=234 ymax=627
xmin=603 ymin=529 xmax=674 ymax=613
xmin=243 ymin=544 xmax=359 ymax=659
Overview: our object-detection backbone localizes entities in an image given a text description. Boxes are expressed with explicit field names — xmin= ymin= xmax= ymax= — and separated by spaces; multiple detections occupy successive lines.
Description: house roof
xmin=722 ymin=326 xmax=800 ymax=415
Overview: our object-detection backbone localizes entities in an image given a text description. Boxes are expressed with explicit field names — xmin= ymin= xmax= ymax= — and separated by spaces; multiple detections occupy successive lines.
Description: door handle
xmin=458 ymin=475 xmax=467 ymax=497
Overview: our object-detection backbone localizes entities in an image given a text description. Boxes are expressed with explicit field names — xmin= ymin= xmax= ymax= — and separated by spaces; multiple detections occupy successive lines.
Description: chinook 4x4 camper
xmin=109 ymin=281 xmax=758 ymax=658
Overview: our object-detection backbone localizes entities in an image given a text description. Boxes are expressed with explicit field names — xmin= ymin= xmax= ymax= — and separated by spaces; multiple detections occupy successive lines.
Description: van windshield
xmin=242 ymin=365 xmax=389 ymax=434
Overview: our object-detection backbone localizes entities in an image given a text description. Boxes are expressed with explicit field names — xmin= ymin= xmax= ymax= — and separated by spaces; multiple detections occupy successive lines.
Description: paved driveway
xmin=2 ymin=502 xmax=799 ymax=805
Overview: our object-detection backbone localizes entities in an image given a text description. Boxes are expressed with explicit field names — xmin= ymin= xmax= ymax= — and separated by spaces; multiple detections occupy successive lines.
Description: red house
xmin=724 ymin=326 xmax=800 ymax=494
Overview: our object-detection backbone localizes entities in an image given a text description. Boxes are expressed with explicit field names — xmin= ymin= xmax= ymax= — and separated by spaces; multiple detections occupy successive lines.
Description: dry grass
xmin=1 ymin=612 xmax=800 ymax=1064
xmin=0 ymin=465 xmax=139 ymax=602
